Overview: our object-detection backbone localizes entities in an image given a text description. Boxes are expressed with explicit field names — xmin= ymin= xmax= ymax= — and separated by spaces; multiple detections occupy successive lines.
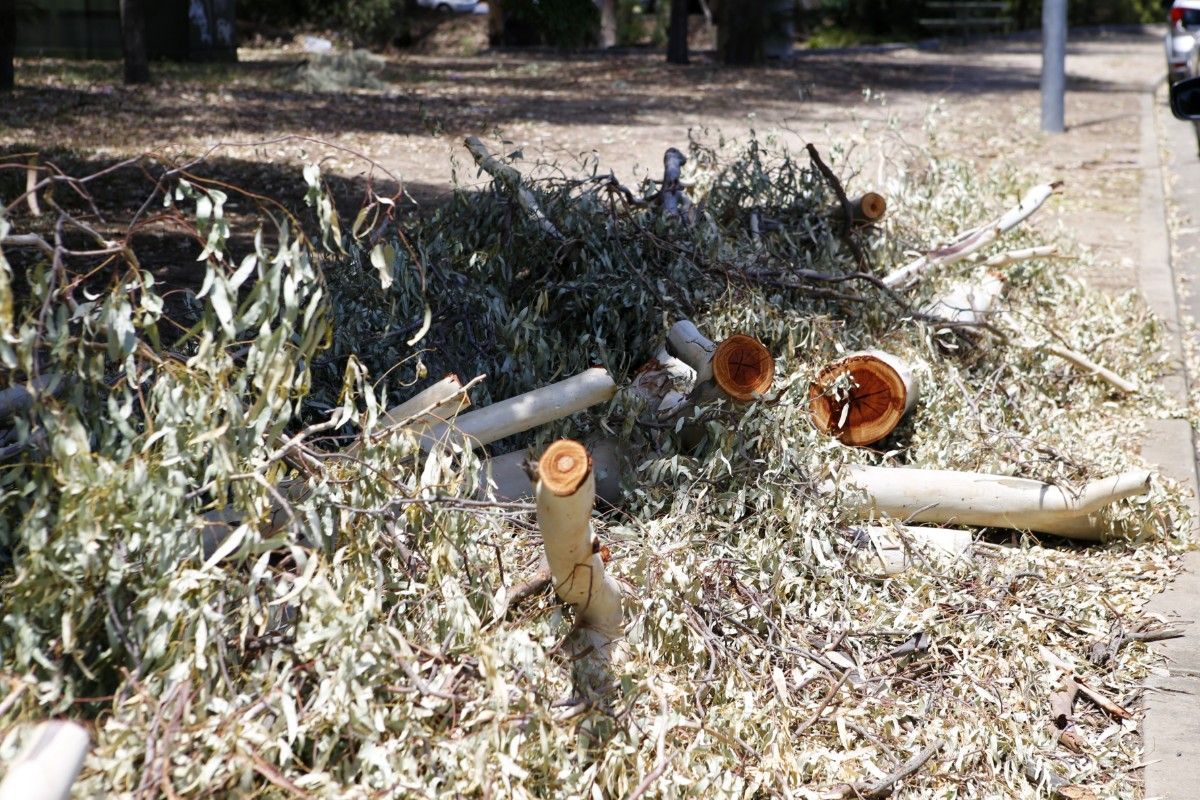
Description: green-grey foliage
xmin=0 ymin=128 xmax=1189 ymax=797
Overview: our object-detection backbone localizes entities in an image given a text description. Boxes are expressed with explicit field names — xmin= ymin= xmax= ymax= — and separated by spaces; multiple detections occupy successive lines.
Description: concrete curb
xmin=1138 ymin=83 xmax=1200 ymax=800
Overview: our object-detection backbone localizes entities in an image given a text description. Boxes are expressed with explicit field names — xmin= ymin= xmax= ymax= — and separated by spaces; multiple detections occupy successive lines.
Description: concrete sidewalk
xmin=1139 ymin=84 xmax=1200 ymax=800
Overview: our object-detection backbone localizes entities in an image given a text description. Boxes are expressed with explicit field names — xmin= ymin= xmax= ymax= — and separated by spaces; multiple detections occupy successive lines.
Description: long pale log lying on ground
xmin=665 ymin=321 xmax=775 ymax=402
xmin=809 ymin=350 xmax=920 ymax=446
xmin=534 ymin=439 xmax=624 ymax=659
xmin=464 ymin=136 xmax=565 ymax=243
xmin=480 ymin=437 xmax=623 ymax=505
xmin=839 ymin=465 xmax=1152 ymax=540
xmin=922 ymin=272 xmax=1004 ymax=325
xmin=882 ymin=181 xmax=1062 ymax=289
xmin=421 ymin=367 xmax=617 ymax=452
xmin=0 ymin=720 xmax=90 ymax=800
xmin=850 ymin=525 xmax=973 ymax=576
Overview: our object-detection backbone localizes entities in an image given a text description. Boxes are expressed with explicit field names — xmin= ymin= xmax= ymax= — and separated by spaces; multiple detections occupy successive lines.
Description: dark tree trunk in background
xmin=120 ymin=0 xmax=150 ymax=84
xmin=717 ymin=0 xmax=766 ymax=65
xmin=667 ymin=0 xmax=688 ymax=64
xmin=599 ymin=0 xmax=617 ymax=47
xmin=1 ymin=0 xmax=15 ymax=92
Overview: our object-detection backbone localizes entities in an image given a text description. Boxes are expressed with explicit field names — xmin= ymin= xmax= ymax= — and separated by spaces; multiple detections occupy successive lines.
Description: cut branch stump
xmin=533 ymin=439 xmax=625 ymax=660
xmin=809 ymin=350 xmax=919 ymax=446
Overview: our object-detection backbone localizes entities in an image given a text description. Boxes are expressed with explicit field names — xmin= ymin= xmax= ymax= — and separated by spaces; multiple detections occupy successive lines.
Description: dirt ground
xmin=0 ymin=25 xmax=1168 ymax=291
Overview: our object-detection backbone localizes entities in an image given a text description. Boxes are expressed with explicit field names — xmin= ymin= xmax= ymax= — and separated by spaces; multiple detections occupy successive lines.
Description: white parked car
xmin=416 ymin=0 xmax=479 ymax=11
xmin=1166 ymin=0 xmax=1200 ymax=82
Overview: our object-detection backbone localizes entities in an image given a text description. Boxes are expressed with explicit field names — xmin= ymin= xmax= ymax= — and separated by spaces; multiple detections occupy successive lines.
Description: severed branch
xmin=659 ymin=147 xmax=690 ymax=218
xmin=532 ymin=439 xmax=625 ymax=664
xmin=837 ymin=465 xmax=1152 ymax=541
xmin=999 ymin=311 xmax=1137 ymax=394
xmin=464 ymin=136 xmax=565 ymax=243
xmin=817 ymin=738 xmax=945 ymax=799
xmin=883 ymin=181 xmax=1062 ymax=289
xmin=807 ymin=143 xmax=868 ymax=269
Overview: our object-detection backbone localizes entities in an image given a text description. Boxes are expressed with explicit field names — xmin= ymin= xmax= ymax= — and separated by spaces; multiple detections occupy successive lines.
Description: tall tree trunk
xmin=120 ymin=0 xmax=150 ymax=84
xmin=599 ymin=0 xmax=617 ymax=47
xmin=667 ymin=0 xmax=689 ymax=64
xmin=488 ymin=0 xmax=505 ymax=45
xmin=0 ymin=0 xmax=15 ymax=92
xmin=716 ymin=0 xmax=766 ymax=65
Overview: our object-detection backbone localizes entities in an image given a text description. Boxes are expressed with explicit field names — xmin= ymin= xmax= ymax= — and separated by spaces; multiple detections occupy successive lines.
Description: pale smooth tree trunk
xmin=480 ymin=437 xmax=623 ymax=505
xmin=837 ymin=465 xmax=1151 ymax=540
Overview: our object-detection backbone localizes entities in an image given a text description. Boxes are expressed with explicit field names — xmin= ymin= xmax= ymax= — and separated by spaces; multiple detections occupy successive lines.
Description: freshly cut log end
xmin=855 ymin=192 xmax=887 ymax=222
xmin=809 ymin=351 xmax=914 ymax=446
xmin=538 ymin=439 xmax=591 ymax=497
xmin=711 ymin=334 xmax=775 ymax=401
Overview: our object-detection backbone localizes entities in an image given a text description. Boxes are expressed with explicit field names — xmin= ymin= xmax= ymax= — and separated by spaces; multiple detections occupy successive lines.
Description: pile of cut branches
xmin=0 ymin=126 xmax=1191 ymax=798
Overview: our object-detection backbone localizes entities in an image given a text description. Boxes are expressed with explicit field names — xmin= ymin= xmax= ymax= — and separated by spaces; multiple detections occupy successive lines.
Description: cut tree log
xmin=464 ymin=136 xmax=565 ymax=243
xmin=809 ymin=350 xmax=920 ymax=446
xmin=0 ymin=720 xmax=90 ymax=800
xmin=850 ymin=525 xmax=973 ymax=576
xmin=838 ymin=465 xmax=1152 ymax=540
xmin=882 ymin=181 xmax=1062 ymax=289
xmin=533 ymin=439 xmax=624 ymax=660
xmin=422 ymin=367 xmax=617 ymax=452
xmin=830 ymin=192 xmax=887 ymax=227
xmin=665 ymin=321 xmax=775 ymax=402
xmin=479 ymin=437 xmax=624 ymax=505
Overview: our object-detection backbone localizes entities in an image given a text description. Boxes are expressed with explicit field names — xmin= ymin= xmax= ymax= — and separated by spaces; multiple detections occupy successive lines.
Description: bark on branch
xmin=882 ymin=182 xmax=1062 ymax=289
xmin=422 ymin=367 xmax=617 ymax=452
xmin=533 ymin=439 xmax=625 ymax=660
xmin=838 ymin=465 xmax=1151 ymax=540
xmin=464 ymin=136 xmax=565 ymax=243
xmin=665 ymin=320 xmax=775 ymax=403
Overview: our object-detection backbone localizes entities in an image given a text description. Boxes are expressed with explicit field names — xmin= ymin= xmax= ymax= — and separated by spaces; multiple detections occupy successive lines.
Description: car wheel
xmin=437 ymin=2 xmax=452 ymax=10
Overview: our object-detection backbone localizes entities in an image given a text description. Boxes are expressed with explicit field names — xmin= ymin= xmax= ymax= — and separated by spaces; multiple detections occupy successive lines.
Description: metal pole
xmin=1041 ymin=0 xmax=1067 ymax=133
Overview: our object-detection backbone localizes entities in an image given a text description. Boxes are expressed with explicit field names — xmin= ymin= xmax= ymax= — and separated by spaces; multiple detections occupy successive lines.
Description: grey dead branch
xmin=0 ymin=127 xmax=1191 ymax=798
